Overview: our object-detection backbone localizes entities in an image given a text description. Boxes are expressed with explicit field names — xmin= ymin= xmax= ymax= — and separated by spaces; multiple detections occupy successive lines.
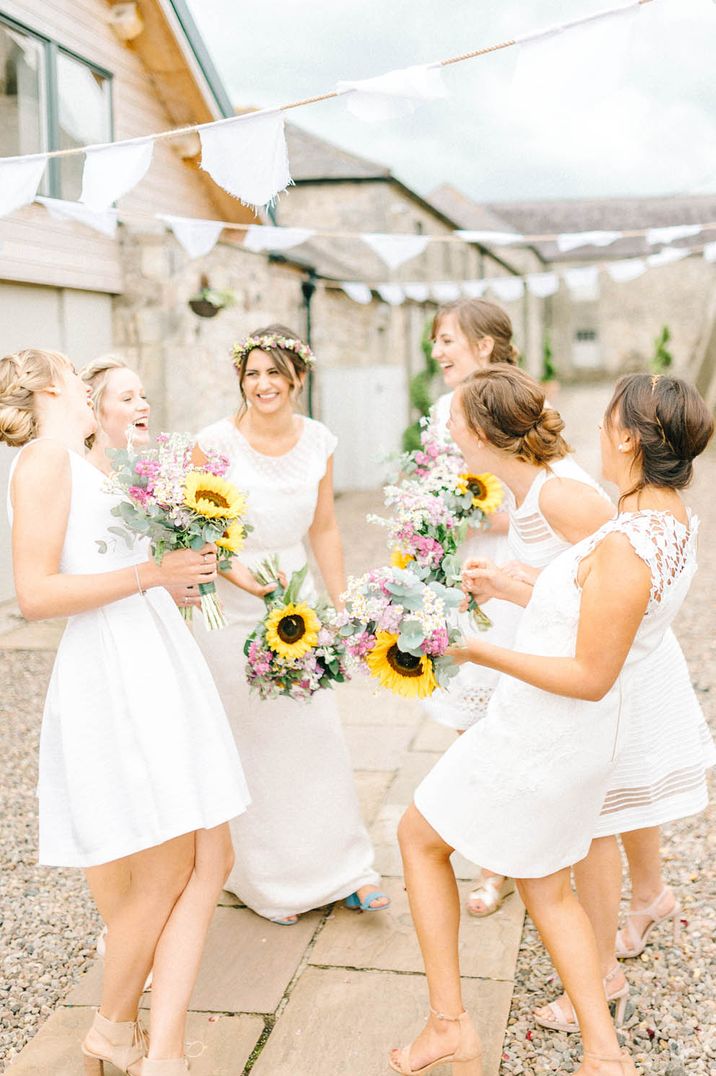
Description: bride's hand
xmin=446 ymin=643 xmax=471 ymax=666
xmin=461 ymin=558 xmax=506 ymax=603
xmin=225 ymin=560 xmax=280 ymax=597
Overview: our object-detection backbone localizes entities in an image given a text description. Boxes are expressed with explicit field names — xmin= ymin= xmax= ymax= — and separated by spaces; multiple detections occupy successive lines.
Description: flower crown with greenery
xmin=232 ymin=334 xmax=316 ymax=369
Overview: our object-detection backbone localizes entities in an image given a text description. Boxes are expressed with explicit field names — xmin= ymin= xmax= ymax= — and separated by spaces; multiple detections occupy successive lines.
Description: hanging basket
xmin=189 ymin=297 xmax=221 ymax=318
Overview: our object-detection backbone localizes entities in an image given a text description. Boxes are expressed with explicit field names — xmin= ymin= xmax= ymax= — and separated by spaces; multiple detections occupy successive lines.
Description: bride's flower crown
xmin=232 ymin=334 xmax=316 ymax=369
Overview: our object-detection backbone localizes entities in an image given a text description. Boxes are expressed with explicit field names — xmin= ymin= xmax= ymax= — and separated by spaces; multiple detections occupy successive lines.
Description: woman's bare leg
xmin=620 ymin=826 xmax=676 ymax=934
xmin=86 ymin=861 xmax=131 ymax=926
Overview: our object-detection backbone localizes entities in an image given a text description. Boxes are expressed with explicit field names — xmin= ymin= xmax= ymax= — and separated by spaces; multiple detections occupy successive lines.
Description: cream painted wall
xmin=0 ymin=282 xmax=113 ymax=602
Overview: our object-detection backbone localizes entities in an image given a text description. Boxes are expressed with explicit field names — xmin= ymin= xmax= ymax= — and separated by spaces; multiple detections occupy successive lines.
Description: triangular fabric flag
xmin=361 ymin=233 xmax=430 ymax=270
xmin=81 ymin=140 xmax=153 ymax=211
xmin=0 ymin=155 xmax=47 ymax=218
xmin=403 ymin=283 xmax=431 ymax=302
xmin=489 ymin=276 xmax=525 ymax=302
xmin=37 ymin=196 xmax=118 ymax=237
xmin=606 ymin=258 xmax=647 ymax=283
xmin=462 ymin=280 xmax=488 ymax=299
xmin=526 ymin=272 xmax=560 ymax=298
xmin=455 ymin=229 xmax=524 ymax=247
xmin=337 ymin=64 xmax=447 ymax=122
xmin=341 ymin=282 xmax=373 ymax=304
xmin=557 ymin=230 xmax=622 ymax=253
xmin=157 ymin=214 xmax=224 ymax=259
xmin=646 ymin=225 xmax=702 ymax=246
xmin=703 ymin=242 xmax=716 ymax=263
xmin=377 ymin=284 xmax=405 ymax=306
xmin=200 ymin=111 xmax=291 ymax=210
xmin=564 ymin=265 xmax=601 ymax=297
xmin=243 ymin=225 xmax=314 ymax=253
xmin=646 ymin=247 xmax=691 ymax=268
xmin=431 ymin=282 xmax=461 ymax=302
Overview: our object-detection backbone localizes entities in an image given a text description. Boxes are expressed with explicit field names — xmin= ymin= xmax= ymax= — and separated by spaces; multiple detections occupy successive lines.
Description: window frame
xmin=0 ymin=12 xmax=114 ymax=199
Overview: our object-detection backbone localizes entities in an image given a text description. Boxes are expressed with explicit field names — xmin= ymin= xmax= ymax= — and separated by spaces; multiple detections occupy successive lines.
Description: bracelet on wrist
xmin=133 ymin=564 xmax=146 ymax=597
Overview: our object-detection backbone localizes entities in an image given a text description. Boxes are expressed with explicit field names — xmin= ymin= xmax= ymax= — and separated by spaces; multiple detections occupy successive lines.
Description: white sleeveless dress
xmin=415 ymin=511 xmax=700 ymax=878
xmin=420 ymin=392 xmax=522 ymax=730
xmin=6 ymin=443 xmax=250 ymax=868
xmin=194 ymin=416 xmax=379 ymax=920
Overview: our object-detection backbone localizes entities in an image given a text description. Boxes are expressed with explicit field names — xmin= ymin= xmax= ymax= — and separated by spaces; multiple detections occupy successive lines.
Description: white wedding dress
xmin=7 ymin=442 xmax=250 ymax=868
xmin=415 ymin=511 xmax=700 ymax=878
xmin=194 ymin=416 xmax=379 ymax=919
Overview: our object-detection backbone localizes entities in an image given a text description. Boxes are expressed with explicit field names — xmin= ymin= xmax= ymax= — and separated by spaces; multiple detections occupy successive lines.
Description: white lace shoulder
xmin=196 ymin=417 xmax=235 ymax=458
xmin=304 ymin=417 xmax=338 ymax=463
xmin=578 ymin=510 xmax=698 ymax=611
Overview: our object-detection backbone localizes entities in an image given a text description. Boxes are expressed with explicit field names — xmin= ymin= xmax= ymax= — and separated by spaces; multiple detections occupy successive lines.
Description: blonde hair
xmin=459 ymin=365 xmax=570 ymax=465
xmin=80 ymin=354 xmax=130 ymax=415
xmin=0 ymin=349 xmax=71 ymax=448
xmin=432 ymin=299 xmax=519 ymax=365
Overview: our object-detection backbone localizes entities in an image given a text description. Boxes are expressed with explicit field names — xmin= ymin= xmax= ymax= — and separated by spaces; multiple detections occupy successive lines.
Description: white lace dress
xmin=7 ymin=444 xmax=250 ymax=868
xmin=415 ymin=512 xmax=701 ymax=878
xmin=194 ymin=416 xmax=379 ymax=919
xmin=420 ymin=392 xmax=522 ymax=730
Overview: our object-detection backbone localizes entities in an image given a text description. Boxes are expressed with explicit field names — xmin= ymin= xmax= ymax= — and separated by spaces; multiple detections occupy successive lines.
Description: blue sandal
xmin=270 ymin=915 xmax=299 ymax=925
xmin=344 ymin=890 xmax=391 ymax=912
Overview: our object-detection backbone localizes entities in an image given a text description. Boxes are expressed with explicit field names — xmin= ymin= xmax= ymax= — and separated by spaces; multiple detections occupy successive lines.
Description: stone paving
xmin=1 ymin=384 xmax=714 ymax=1075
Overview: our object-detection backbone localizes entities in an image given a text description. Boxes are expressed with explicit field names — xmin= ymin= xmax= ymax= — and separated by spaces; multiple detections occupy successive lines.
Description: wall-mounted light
xmin=108 ymin=3 xmax=144 ymax=42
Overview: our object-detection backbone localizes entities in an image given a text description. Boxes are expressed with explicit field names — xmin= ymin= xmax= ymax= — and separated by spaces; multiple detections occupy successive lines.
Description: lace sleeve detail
xmin=196 ymin=418 xmax=233 ymax=458
xmin=307 ymin=419 xmax=337 ymax=468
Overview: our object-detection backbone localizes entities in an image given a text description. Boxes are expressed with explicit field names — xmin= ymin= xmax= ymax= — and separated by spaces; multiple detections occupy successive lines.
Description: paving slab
xmin=310 ymin=881 xmax=524 ymax=981
xmin=411 ymin=718 xmax=460 ymax=753
xmin=67 ymin=906 xmax=323 ymax=1015
xmin=353 ymin=770 xmax=394 ymax=826
xmin=344 ymin=724 xmax=416 ymax=771
xmin=0 ymin=619 xmax=65 ymax=650
xmin=337 ymin=679 xmax=418 ymax=727
xmin=384 ymin=750 xmax=443 ymax=806
xmin=4 ymin=1007 xmax=263 ymax=1076
xmin=250 ymin=965 xmax=513 ymax=1076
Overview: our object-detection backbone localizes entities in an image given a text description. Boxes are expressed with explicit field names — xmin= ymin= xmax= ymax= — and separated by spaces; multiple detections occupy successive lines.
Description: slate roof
xmin=285 ymin=123 xmax=392 ymax=182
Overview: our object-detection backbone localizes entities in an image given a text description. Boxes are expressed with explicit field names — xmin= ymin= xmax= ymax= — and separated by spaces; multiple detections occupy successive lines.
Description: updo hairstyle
xmin=0 ymin=349 xmax=70 ymax=448
xmin=458 ymin=364 xmax=570 ymax=465
xmin=605 ymin=373 xmax=713 ymax=500
xmin=432 ymin=298 xmax=519 ymax=365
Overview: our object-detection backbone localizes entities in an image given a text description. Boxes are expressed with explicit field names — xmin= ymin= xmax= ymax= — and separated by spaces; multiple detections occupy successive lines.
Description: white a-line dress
xmin=511 ymin=469 xmax=714 ymax=836
xmin=421 ymin=392 xmax=522 ymax=731
xmin=6 ymin=443 xmax=250 ymax=868
xmin=194 ymin=416 xmax=379 ymax=920
xmin=415 ymin=511 xmax=700 ymax=879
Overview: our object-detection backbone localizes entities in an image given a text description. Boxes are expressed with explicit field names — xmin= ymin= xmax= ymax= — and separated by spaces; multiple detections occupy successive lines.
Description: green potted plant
xmin=189 ymin=274 xmax=236 ymax=318
xmin=651 ymin=325 xmax=674 ymax=373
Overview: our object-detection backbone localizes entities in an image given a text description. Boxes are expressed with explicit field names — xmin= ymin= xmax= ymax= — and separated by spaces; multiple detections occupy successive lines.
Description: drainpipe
xmin=301 ymin=271 xmax=317 ymax=418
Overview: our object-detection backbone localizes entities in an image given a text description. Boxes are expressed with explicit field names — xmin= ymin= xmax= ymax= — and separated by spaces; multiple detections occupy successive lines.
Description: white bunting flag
xmin=431 ymin=282 xmax=461 ymax=302
xmin=556 ymin=230 xmax=623 ymax=253
xmin=489 ymin=276 xmax=525 ymax=302
xmin=200 ymin=111 xmax=291 ymax=209
xmin=646 ymin=224 xmax=702 ymax=246
xmin=462 ymin=280 xmax=488 ymax=299
xmin=564 ymin=265 xmax=601 ymax=299
xmin=341 ymin=282 xmax=373 ymax=304
xmin=526 ymin=272 xmax=560 ymax=298
xmin=606 ymin=258 xmax=647 ymax=283
xmin=362 ymin=232 xmax=430 ymax=270
xmin=243 ymin=225 xmax=314 ymax=253
xmin=157 ymin=214 xmax=224 ymax=259
xmin=81 ymin=140 xmax=153 ymax=211
xmin=0 ymin=155 xmax=47 ymax=218
xmin=377 ymin=284 xmax=406 ymax=306
xmin=703 ymin=242 xmax=716 ymax=263
xmin=646 ymin=247 xmax=691 ymax=268
xmin=37 ymin=196 xmax=118 ymax=237
xmin=403 ymin=283 xmax=431 ymax=302
xmin=455 ymin=229 xmax=524 ymax=247
xmin=337 ymin=64 xmax=447 ymax=122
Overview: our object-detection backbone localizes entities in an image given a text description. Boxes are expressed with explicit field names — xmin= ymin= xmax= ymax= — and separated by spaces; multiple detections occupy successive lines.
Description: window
xmin=0 ymin=16 xmax=111 ymax=200
xmin=575 ymin=329 xmax=598 ymax=342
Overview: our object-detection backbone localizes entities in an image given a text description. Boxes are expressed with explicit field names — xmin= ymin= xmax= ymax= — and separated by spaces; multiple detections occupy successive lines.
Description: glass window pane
xmin=57 ymin=51 xmax=110 ymax=200
xmin=0 ymin=22 xmax=46 ymax=159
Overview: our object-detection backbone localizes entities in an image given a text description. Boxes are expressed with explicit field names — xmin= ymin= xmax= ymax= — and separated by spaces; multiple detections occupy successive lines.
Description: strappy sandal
xmin=534 ymin=966 xmax=629 ymax=1034
xmin=344 ymin=889 xmax=391 ymax=912
xmin=615 ymin=885 xmax=681 ymax=958
xmin=582 ymin=1047 xmax=638 ymax=1073
xmin=388 ymin=1007 xmax=483 ymax=1075
xmin=466 ymin=875 xmax=514 ymax=918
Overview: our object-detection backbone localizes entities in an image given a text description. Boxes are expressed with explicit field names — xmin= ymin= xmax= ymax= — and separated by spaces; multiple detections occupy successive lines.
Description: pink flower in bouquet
xmin=204 ymin=452 xmax=230 ymax=478
xmin=127 ymin=485 xmax=151 ymax=507
xmin=347 ymin=631 xmax=377 ymax=659
xmin=422 ymin=626 xmax=449 ymax=656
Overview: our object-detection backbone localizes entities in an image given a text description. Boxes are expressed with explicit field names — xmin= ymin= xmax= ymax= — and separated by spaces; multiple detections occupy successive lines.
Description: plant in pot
xmin=651 ymin=324 xmax=674 ymax=373
xmin=189 ymin=274 xmax=236 ymax=318
xmin=540 ymin=331 xmax=560 ymax=399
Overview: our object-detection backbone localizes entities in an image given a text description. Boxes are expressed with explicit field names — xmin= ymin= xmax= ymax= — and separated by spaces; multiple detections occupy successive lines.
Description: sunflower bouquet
xmin=103 ymin=432 xmax=250 ymax=630
xmin=335 ymin=566 xmax=463 ymax=699
xmin=244 ymin=557 xmax=350 ymax=702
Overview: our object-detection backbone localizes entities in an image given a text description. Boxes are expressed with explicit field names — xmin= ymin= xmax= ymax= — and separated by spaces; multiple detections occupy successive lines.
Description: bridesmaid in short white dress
xmin=194 ymin=328 xmax=383 ymax=923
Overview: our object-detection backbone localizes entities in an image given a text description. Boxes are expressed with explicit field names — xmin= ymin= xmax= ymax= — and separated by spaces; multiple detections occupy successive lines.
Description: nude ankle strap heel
xmin=81 ymin=1011 xmax=149 ymax=1074
xmin=388 ymin=1008 xmax=483 ymax=1075
xmin=584 ymin=1048 xmax=638 ymax=1073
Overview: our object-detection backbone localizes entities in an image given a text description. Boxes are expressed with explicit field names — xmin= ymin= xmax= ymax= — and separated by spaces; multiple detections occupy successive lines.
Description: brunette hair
xmin=458 ymin=364 xmax=570 ymax=465
xmin=0 ymin=348 xmax=71 ymax=448
xmin=605 ymin=373 xmax=713 ymax=502
xmin=432 ymin=298 xmax=519 ymax=365
xmin=233 ymin=323 xmax=309 ymax=416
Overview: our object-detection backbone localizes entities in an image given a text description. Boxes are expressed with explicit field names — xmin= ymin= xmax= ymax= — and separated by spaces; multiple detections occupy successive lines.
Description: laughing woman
xmin=192 ymin=325 xmax=387 ymax=924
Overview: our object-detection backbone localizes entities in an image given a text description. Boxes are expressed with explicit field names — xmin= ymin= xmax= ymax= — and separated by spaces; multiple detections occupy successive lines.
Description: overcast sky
xmin=186 ymin=0 xmax=716 ymax=205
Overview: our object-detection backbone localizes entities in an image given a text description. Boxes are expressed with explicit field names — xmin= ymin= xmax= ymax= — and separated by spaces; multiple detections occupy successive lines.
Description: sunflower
xmin=265 ymin=602 xmax=321 ymax=659
xmin=390 ymin=548 xmax=414 ymax=569
xmin=456 ymin=472 xmax=503 ymax=514
xmin=184 ymin=472 xmax=246 ymax=520
xmin=216 ymin=521 xmax=245 ymax=555
xmin=365 ymin=631 xmax=437 ymax=699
